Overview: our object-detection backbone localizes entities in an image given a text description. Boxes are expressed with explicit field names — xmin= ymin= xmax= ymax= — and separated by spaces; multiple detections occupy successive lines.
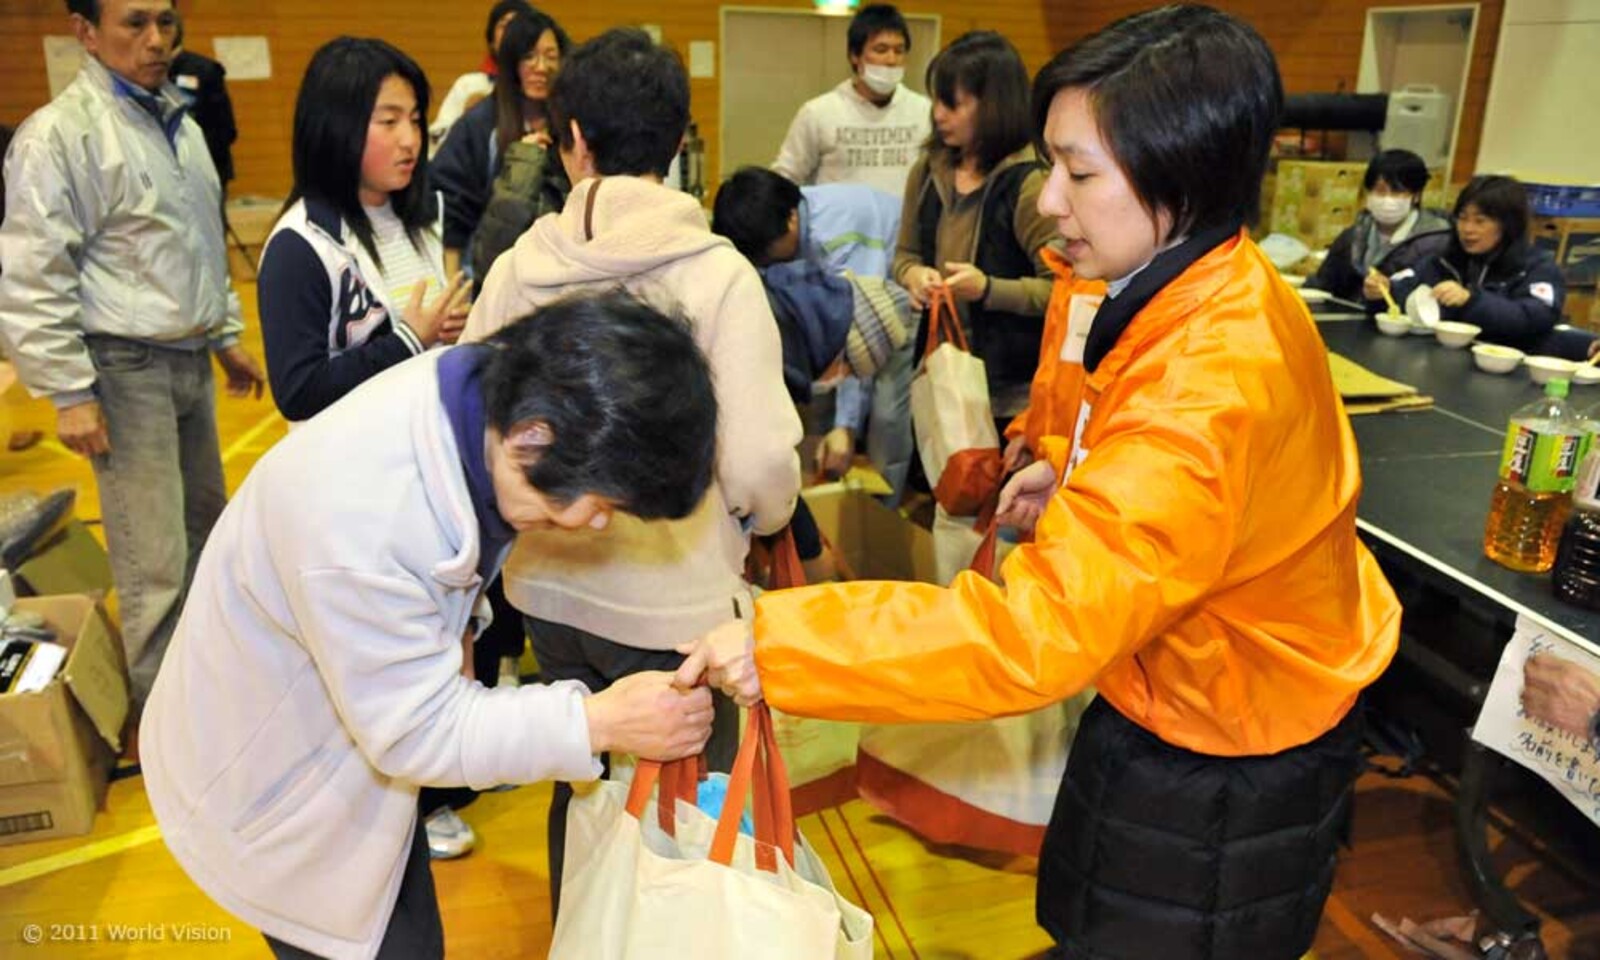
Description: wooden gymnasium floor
xmin=1 ymin=281 xmax=1596 ymax=959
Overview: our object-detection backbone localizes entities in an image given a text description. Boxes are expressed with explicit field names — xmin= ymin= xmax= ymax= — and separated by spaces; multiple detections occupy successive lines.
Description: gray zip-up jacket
xmin=0 ymin=57 xmax=243 ymax=406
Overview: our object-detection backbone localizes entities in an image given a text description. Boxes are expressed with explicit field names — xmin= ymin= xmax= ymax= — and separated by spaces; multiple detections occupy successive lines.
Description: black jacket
xmin=429 ymin=98 xmax=499 ymax=252
xmin=169 ymin=50 xmax=237 ymax=184
xmin=1039 ymin=696 xmax=1363 ymax=960
xmin=1390 ymin=240 xmax=1568 ymax=353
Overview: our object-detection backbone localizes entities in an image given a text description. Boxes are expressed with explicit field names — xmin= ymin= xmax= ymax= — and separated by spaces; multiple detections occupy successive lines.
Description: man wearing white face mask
xmin=772 ymin=4 xmax=931 ymax=198
xmin=1304 ymin=149 xmax=1451 ymax=305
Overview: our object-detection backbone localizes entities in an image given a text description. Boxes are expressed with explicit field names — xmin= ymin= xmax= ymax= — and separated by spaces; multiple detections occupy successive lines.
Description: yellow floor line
xmin=0 ymin=824 xmax=162 ymax=889
xmin=220 ymin=409 xmax=283 ymax=464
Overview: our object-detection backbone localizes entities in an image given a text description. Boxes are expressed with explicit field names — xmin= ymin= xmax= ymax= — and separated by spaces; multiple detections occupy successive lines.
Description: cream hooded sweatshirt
xmin=462 ymin=176 xmax=802 ymax=649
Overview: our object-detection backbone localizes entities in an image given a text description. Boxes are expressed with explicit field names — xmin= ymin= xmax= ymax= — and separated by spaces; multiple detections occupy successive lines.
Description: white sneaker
xmin=497 ymin=656 xmax=522 ymax=689
xmin=424 ymin=807 xmax=476 ymax=860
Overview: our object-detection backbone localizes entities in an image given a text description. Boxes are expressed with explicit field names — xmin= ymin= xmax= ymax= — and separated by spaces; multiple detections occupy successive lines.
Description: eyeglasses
xmin=523 ymin=51 xmax=561 ymax=68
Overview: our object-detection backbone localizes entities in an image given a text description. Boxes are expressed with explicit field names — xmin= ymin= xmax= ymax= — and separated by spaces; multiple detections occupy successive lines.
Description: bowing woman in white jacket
xmin=142 ymin=293 xmax=720 ymax=960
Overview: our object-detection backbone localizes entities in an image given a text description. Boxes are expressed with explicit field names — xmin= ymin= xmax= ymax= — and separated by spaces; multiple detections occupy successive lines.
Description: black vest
xmin=915 ymin=160 xmax=1044 ymax=391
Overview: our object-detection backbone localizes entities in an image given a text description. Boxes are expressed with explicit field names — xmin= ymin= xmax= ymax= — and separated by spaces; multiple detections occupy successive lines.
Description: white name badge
xmin=1064 ymin=401 xmax=1093 ymax=484
xmin=1059 ymin=293 xmax=1104 ymax=365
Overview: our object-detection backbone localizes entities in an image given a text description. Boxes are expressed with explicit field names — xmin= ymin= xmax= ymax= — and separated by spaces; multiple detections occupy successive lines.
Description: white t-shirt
xmin=365 ymin=202 xmax=443 ymax=327
xmin=772 ymin=80 xmax=931 ymax=198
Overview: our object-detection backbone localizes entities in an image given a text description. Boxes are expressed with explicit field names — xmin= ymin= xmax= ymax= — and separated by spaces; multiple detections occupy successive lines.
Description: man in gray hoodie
xmin=462 ymin=28 xmax=801 ymax=915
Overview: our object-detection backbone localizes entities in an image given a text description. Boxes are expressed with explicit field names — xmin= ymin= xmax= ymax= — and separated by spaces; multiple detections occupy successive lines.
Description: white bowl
xmin=1526 ymin=355 xmax=1579 ymax=385
xmin=1434 ymin=321 xmax=1482 ymax=348
xmin=1471 ymin=343 xmax=1524 ymax=374
xmin=1573 ymin=364 xmax=1600 ymax=386
xmin=1298 ymin=287 xmax=1331 ymax=304
xmin=1375 ymin=314 xmax=1413 ymax=337
xmin=1407 ymin=286 xmax=1441 ymax=328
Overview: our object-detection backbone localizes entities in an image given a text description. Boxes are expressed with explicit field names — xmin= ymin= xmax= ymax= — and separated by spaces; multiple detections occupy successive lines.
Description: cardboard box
xmin=1560 ymin=220 xmax=1600 ymax=286
xmin=14 ymin=520 xmax=113 ymax=599
xmin=1564 ymin=285 xmax=1599 ymax=331
xmin=0 ymin=595 xmax=128 ymax=845
xmin=801 ymin=483 xmax=934 ymax=584
xmin=1269 ymin=160 xmax=1449 ymax=247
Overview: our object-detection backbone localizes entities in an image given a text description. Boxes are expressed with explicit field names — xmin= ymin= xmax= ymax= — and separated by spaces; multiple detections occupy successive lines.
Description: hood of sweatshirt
xmin=505 ymin=175 xmax=733 ymax=291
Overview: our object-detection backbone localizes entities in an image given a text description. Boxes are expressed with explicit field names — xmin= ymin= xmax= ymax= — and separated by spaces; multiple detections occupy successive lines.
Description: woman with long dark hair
xmin=255 ymin=37 xmax=475 ymax=865
xmin=257 ymin=37 xmax=468 ymax=425
xmin=431 ymin=9 xmax=571 ymax=282
xmin=1388 ymin=174 xmax=1573 ymax=355
xmin=682 ymin=8 xmax=1401 ymax=959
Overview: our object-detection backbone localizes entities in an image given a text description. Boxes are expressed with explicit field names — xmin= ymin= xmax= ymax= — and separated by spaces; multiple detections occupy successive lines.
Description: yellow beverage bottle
xmin=1483 ymin=379 xmax=1586 ymax=573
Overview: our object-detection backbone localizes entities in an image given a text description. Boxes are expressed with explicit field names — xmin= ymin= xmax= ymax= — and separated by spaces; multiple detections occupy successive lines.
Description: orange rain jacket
xmin=753 ymin=231 xmax=1401 ymax=757
xmin=1004 ymin=247 xmax=1105 ymax=455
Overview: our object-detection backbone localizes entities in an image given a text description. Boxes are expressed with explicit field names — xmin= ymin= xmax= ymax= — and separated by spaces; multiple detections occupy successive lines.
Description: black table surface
xmin=1317 ymin=319 xmax=1600 ymax=646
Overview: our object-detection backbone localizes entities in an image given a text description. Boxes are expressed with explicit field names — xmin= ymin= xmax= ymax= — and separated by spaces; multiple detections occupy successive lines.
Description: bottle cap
xmin=1546 ymin=378 xmax=1571 ymax=398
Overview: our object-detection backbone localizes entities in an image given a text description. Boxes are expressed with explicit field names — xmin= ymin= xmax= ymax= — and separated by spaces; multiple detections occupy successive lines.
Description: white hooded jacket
xmin=464 ymin=175 xmax=801 ymax=648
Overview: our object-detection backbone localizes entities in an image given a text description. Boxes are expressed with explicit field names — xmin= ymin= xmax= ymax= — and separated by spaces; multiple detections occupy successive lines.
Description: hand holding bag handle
xmin=922 ymin=285 xmax=968 ymax=361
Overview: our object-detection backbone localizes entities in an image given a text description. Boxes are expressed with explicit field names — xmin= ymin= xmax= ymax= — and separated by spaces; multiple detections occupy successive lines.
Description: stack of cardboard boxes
xmin=1531 ymin=215 xmax=1600 ymax=330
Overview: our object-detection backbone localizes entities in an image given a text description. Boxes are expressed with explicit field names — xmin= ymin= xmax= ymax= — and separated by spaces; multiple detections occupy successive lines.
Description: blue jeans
xmin=86 ymin=336 xmax=225 ymax=704
xmin=866 ymin=337 xmax=916 ymax=507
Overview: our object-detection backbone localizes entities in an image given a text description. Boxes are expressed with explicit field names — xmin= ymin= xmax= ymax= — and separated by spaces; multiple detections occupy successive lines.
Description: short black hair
xmin=485 ymin=0 xmax=535 ymax=50
xmin=848 ymin=4 xmax=911 ymax=58
xmin=1032 ymin=4 xmax=1283 ymax=236
xmin=493 ymin=10 xmax=570 ymax=165
xmin=287 ymin=37 xmax=433 ymax=270
xmin=549 ymin=28 xmax=688 ymax=179
xmin=712 ymin=167 xmax=802 ymax=264
xmin=1452 ymin=174 xmax=1531 ymax=254
xmin=64 ymin=1 xmax=100 ymax=21
xmin=480 ymin=290 xmax=717 ymax=521
xmin=1364 ymin=149 xmax=1430 ymax=195
xmin=926 ymin=32 xmax=1034 ymax=174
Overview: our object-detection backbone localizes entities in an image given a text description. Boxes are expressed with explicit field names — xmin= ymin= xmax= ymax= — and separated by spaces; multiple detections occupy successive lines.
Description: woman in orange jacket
xmin=680 ymin=7 xmax=1400 ymax=959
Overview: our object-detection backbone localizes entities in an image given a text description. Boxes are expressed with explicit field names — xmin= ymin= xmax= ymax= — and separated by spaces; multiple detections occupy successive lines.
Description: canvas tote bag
xmin=550 ymin=704 xmax=873 ymax=959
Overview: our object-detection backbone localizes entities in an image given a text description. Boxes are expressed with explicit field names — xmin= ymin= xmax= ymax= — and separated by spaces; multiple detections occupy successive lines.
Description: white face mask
xmin=860 ymin=63 xmax=904 ymax=96
xmin=1367 ymin=194 xmax=1414 ymax=227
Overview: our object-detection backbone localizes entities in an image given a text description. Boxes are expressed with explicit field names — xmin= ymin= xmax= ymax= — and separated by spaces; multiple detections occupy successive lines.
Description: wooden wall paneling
xmin=0 ymin=0 xmax=1505 ymax=203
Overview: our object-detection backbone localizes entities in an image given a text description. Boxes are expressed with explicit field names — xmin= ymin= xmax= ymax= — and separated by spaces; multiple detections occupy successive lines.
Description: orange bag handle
xmin=709 ymin=704 xmax=796 ymax=871
xmin=771 ymin=525 xmax=807 ymax=589
xmin=921 ymin=284 xmax=969 ymax=360
xmin=771 ymin=521 xmax=858 ymax=587
xmin=626 ymin=754 xmax=701 ymax=837
xmin=968 ymin=521 xmax=1000 ymax=582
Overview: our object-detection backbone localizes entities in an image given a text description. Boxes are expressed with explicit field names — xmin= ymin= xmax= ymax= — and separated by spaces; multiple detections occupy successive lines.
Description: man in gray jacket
xmin=0 ymin=0 xmax=265 ymax=708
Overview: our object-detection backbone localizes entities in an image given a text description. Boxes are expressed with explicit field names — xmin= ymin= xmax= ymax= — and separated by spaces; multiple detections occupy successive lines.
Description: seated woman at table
xmin=1386 ymin=175 xmax=1583 ymax=357
xmin=1304 ymin=148 xmax=1451 ymax=305
xmin=679 ymin=7 xmax=1401 ymax=959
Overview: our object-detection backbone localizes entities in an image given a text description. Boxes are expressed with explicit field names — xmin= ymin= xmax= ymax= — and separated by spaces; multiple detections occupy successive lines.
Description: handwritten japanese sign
xmin=1472 ymin=616 xmax=1600 ymax=827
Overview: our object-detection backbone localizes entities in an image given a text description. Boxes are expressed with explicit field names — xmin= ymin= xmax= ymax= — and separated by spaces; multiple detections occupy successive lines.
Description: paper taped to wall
xmin=213 ymin=36 xmax=272 ymax=81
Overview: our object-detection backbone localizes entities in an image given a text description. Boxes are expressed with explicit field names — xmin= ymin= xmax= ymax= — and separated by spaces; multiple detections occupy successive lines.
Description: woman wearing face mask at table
xmin=1302 ymin=149 xmax=1450 ymax=306
xmin=1387 ymin=174 xmax=1580 ymax=356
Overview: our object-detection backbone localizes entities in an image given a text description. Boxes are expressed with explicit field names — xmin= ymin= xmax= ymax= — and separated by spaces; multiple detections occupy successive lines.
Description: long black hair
xmin=287 ymin=37 xmax=433 ymax=268
xmin=493 ymin=10 xmax=571 ymax=168
xmin=924 ymin=32 xmax=1033 ymax=175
